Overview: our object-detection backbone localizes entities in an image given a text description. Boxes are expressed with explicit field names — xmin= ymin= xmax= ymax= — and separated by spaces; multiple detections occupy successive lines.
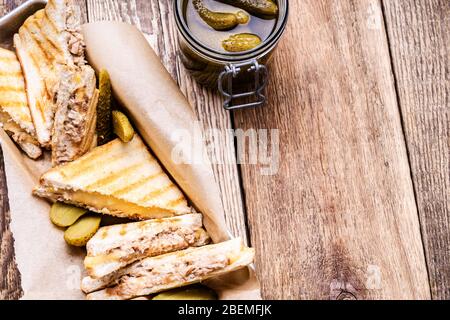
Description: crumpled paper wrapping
xmin=0 ymin=21 xmax=260 ymax=300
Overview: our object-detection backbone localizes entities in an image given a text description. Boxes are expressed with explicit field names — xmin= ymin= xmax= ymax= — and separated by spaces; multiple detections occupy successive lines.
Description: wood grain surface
xmin=0 ymin=0 xmax=448 ymax=300
xmin=233 ymin=0 xmax=430 ymax=299
xmin=383 ymin=0 xmax=450 ymax=300
xmin=0 ymin=149 xmax=22 ymax=299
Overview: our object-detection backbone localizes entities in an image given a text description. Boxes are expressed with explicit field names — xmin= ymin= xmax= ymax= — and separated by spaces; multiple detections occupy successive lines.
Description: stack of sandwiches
xmin=1 ymin=0 xmax=255 ymax=300
xmin=34 ymin=135 xmax=254 ymax=299
xmin=0 ymin=0 xmax=97 ymax=164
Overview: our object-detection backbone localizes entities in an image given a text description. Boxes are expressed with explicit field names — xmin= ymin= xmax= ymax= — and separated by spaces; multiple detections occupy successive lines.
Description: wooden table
xmin=0 ymin=0 xmax=448 ymax=300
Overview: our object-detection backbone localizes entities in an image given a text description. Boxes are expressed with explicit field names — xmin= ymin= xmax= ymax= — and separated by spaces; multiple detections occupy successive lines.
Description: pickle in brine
xmin=152 ymin=286 xmax=217 ymax=300
xmin=112 ymin=110 xmax=134 ymax=142
xmin=222 ymin=33 xmax=262 ymax=52
xmin=217 ymin=0 xmax=279 ymax=19
xmin=64 ymin=215 xmax=102 ymax=247
xmin=50 ymin=202 xmax=88 ymax=227
xmin=193 ymin=0 xmax=249 ymax=31
xmin=96 ymin=69 xmax=113 ymax=145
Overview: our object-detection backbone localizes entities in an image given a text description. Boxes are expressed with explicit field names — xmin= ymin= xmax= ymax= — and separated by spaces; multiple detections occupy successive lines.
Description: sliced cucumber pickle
xmin=112 ymin=110 xmax=134 ymax=142
xmin=50 ymin=202 xmax=88 ymax=228
xmin=64 ymin=215 xmax=102 ymax=247
xmin=152 ymin=286 xmax=217 ymax=300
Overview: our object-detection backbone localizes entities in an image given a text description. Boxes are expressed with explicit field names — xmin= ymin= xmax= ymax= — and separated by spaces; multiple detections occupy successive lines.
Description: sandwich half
xmin=83 ymin=238 xmax=254 ymax=300
xmin=0 ymin=48 xmax=41 ymax=159
xmin=14 ymin=0 xmax=98 ymax=163
xmin=85 ymin=214 xmax=211 ymax=278
xmin=14 ymin=9 xmax=55 ymax=147
xmin=34 ymin=135 xmax=192 ymax=220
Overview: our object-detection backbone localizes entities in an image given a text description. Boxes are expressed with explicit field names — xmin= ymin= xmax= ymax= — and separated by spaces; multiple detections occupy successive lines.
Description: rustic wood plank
xmin=0 ymin=0 xmax=89 ymax=300
xmin=233 ymin=0 xmax=431 ymax=299
xmin=0 ymin=0 xmax=30 ymax=301
xmin=0 ymin=148 xmax=22 ymax=299
xmin=382 ymin=0 xmax=450 ymax=300
xmin=0 ymin=0 xmax=27 ymax=15
xmin=85 ymin=0 xmax=249 ymax=243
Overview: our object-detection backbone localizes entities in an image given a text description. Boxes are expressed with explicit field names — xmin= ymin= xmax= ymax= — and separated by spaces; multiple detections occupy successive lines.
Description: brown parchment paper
xmin=0 ymin=21 xmax=260 ymax=300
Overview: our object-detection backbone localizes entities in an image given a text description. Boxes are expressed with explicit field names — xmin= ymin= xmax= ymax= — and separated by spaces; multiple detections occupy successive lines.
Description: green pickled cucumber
xmin=112 ymin=110 xmax=134 ymax=142
xmin=152 ymin=286 xmax=217 ymax=300
xmin=222 ymin=33 xmax=262 ymax=52
xmin=193 ymin=0 xmax=249 ymax=31
xmin=96 ymin=69 xmax=112 ymax=145
xmin=50 ymin=202 xmax=88 ymax=227
xmin=216 ymin=0 xmax=279 ymax=19
xmin=64 ymin=215 xmax=102 ymax=247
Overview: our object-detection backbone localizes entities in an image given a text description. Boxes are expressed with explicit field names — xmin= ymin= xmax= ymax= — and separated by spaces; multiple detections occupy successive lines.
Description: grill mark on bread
xmin=0 ymin=86 xmax=25 ymax=93
xmin=43 ymin=9 xmax=59 ymax=34
xmin=137 ymin=184 xmax=177 ymax=204
xmin=21 ymin=25 xmax=52 ymax=66
xmin=57 ymin=139 xmax=154 ymax=179
xmin=19 ymin=39 xmax=52 ymax=113
xmin=17 ymin=27 xmax=56 ymax=108
xmin=37 ymin=12 xmax=64 ymax=58
xmin=0 ymin=56 xmax=18 ymax=63
xmin=35 ymin=100 xmax=47 ymax=123
xmin=58 ymin=152 xmax=125 ymax=179
xmin=0 ymin=101 xmax=28 ymax=108
xmin=85 ymin=162 xmax=146 ymax=190
xmin=111 ymin=170 xmax=163 ymax=197
xmin=0 ymin=71 xmax=22 ymax=77
xmin=167 ymin=197 xmax=188 ymax=209
xmin=29 ymin=17 xmax=60 ymax=60
xmin=47 ymin=0 xmax=56 ymax=11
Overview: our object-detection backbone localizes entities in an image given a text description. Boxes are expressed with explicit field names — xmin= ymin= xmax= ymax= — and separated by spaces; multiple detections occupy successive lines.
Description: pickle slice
xmin=64 ymin=215 xmax=102 ymax=247
xmin=193 ymin=0 xmax=249 ymax=31
xmin=222 ymin=33 xmax=262 ymax=52
xmin=96 ymin=69 xmax=112 ymax=145
xmin=50 ymin=202 xmax=88 ymax=227
xmin=112 ymin=110 xmax=134 ymax=142
xmin=152 ymin=286 xmax=217 ymax=300
xmin=216 ymin=0 xmax=279 ymax=19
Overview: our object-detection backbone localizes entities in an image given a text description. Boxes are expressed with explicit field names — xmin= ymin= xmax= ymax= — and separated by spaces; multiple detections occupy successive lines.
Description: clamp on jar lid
xmin=218 ymin=60 xmax=268 ymax=110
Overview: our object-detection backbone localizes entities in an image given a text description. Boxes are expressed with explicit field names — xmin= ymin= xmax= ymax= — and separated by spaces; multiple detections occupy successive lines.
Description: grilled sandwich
xmin=14 ymin=0 xmax=98 ymax=163
xmin=84 ymin=214 xmax=211 ymax=279
xmin=0 ymin=48 xmax=42 ymax=159
xmin=34 ymin=135 xmax=192 ymax=219
xmin=82 ymin=238 xmax=254 ymax=299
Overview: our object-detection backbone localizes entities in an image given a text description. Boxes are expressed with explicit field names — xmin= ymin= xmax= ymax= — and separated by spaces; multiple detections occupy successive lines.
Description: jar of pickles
xmin=174 ymin=0 xmax=289 ymax=110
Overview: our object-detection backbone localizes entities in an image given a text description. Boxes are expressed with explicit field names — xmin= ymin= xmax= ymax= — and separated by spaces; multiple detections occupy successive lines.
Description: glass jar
xmin=174 ymin=0 xmax=289 ymax=110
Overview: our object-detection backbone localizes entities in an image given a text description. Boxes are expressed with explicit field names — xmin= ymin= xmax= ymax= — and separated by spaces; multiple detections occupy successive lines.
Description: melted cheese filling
xmin=41 ymin=187 xmax=177 ymax=220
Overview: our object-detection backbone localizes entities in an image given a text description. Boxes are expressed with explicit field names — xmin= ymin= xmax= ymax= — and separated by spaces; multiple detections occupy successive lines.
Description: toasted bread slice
xmin=0 ymin=48 xmax=42 ymax=159
xmin=14 ymin=9 xmax=58 ymax=147
xmin=82 ymin=238 xmax=254 ymax=299
xmin=0 ymin=48 xmax=36 ymax=135
xmin=0 ymin=110 xmax=42 ymax=159
xmin=85 ymin=214 xmax=211 ymax=279
xmin=34 ymin=135 xmax=192 ymax=219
